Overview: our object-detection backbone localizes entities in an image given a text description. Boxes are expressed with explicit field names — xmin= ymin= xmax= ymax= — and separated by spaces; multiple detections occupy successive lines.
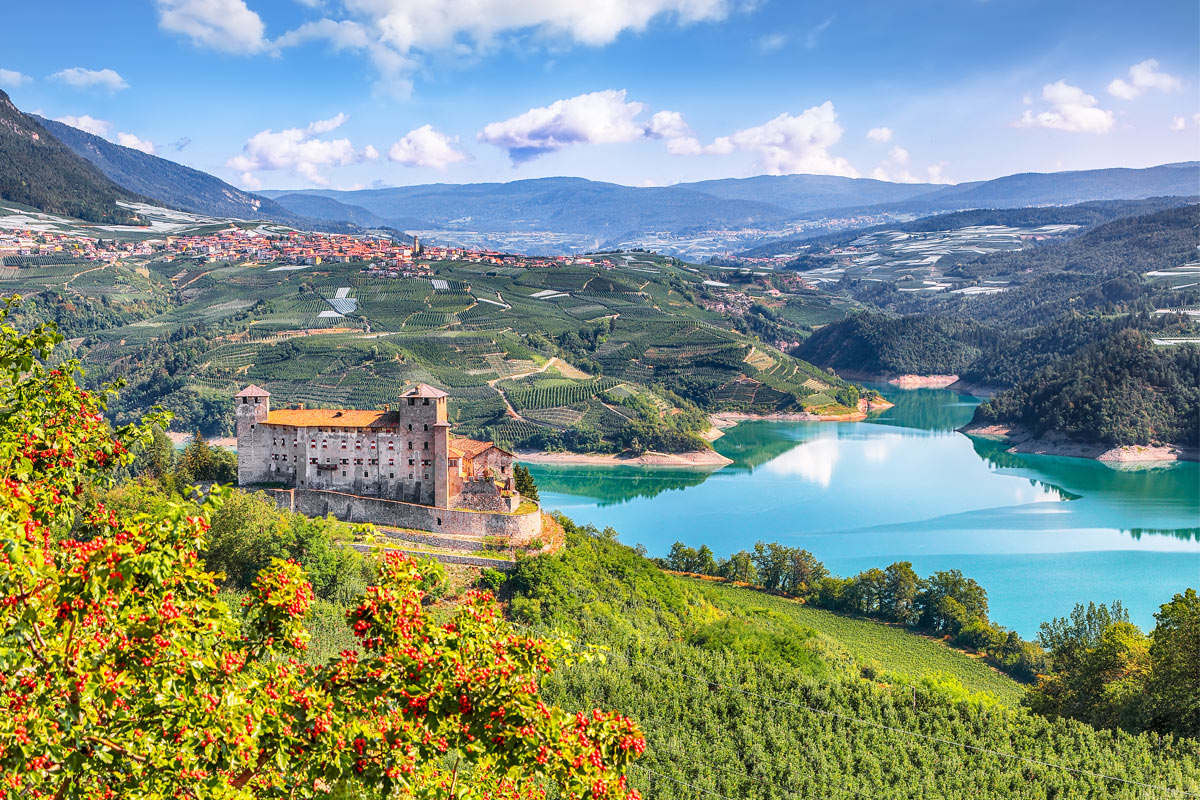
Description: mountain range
xmin=2 ymin=87 xmax=1196 ymax=255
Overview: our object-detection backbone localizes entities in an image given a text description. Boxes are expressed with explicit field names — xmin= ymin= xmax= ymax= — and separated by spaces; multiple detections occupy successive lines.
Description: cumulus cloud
xmin=117 ymin=132 xmax=156 ymax=154
xmin=866 ymin=126 xmax=892 ymax=143
xmin=55 ymin=114 xmax=112 ymax=136
xmin=1107 ymin=59 xmax=1182 ymax=100
xmin=50 ymin=67 xmax=129 ymax=92
xmin=1171 ymin=116 xmax=1187 ymax=131
xmin=273 ymin=0 xmax=735 ymax=94
xmin=388 ymin=125 xmax=466 ymax=169
xmin=709 ymin=102 xmax=857 ymax=176
xmin=647 ymin=110 xmax=705 ymax=155
xmin=870 ymin=144 xmax=925 ymax=183
xmin=226 ymin=115 xmax=378 ymax=185
xmin=478 ymin=89 xmax=651 ymax=162
xmin=156 ymin=0 xmax=268 ymax=54
xmin=0 ymin=69 xmax=31 ymax=88
xmin=1016 ymin=81 xmax=1114 ymax=134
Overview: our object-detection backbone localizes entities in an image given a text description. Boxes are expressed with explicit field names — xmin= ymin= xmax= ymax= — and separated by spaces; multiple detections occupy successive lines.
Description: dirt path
xmin=486 ymin=357 xmax=561 ymax=421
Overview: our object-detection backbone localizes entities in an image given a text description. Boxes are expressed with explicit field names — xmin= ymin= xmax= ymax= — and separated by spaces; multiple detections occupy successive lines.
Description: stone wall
xmin=278 ymin=488 xmax=541 ymax=543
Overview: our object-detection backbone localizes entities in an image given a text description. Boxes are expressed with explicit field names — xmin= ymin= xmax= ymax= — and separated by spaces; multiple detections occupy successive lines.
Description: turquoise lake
xmin=526 ymin=386 xmax=1200 ymax=637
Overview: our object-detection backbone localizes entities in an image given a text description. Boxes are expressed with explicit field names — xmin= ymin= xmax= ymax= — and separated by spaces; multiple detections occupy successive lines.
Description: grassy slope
xmin=690 ymin=579 xmax=1023 ymax=702
xmin=505 ymin=524 xmax=1200 ymax=799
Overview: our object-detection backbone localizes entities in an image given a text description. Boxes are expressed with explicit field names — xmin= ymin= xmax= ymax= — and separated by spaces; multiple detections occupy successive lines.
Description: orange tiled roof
xmin=264 ymin=408 xmax=396 ymax=428
xmin=449 ymin=437 xmax=495 ymax=459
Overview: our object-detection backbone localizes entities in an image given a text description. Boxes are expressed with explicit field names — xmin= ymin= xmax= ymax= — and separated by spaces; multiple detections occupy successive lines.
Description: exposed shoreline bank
xmin=832 ymin=369 xmax=1003 ymax=398
xmin=516 ymin=448 xmax=734 ymax=468
xmin=959 ymin=422 xmax=1198 ymax=465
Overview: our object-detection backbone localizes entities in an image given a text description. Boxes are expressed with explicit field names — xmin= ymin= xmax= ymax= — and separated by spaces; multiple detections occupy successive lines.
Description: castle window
xmin=423 ymin=442 xmax=429 ymax=450
xmin=423 ymin=399 xmax=429 ymax=406
xmin=408 ymin=459 xmax=415 ymax=466
xmin=408 ymin=398 xmax=415 ymax=406
xmin=389 ymin=459 xmax=394 ymax=466
xmin=364 ymin=472 xmax=368 ymax=478
xmin=309 ymin=458 xmax=317 ymax=465
xmin=389 ymin=473 xmax=394 ymax=479
xmin=423 ymin=424 xmax=428 ymax=431
xmin=242 ymin=397 xmax=247 ymax=404
xmin=407 ymin=424 xmax=413 ymax=431
xmin=342 ymin=471 xmax=346 ymax=477
xmin=254 ymin=397 xmax=260 ymax=404
xmin=408 ymin=442 xmax=413 ymax=450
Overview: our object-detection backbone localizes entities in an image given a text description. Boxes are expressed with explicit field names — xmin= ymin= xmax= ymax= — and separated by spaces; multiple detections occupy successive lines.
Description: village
xmin=0 ymin=224 xmax=626 ymax=276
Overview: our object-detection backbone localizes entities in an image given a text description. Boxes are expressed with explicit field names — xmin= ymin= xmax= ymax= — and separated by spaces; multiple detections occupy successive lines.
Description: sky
xmin=2 ymin=0 xmax=1197 ymax=192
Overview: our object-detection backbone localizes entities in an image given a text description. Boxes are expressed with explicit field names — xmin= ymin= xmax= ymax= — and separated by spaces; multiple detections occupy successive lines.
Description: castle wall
xmin=279 ymin=488 xmax=542 ymax=543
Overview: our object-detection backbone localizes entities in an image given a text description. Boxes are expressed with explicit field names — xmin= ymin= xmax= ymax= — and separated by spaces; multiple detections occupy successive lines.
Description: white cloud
xmin=647 ymin=110 xmax=705 ymax=155
xmin=156 ymin=0 xmax=268 ymax=54
xmin=239 ymin=171 xmax=262 ymax=191
xmin=866 ymin=126 xmax=892 ymax=143
xmin=1107 ymin=59 xmax=1182 ymax=100
xmin=274 ymin=0 xmax=735 ymax=93
xmin=870 ymin=144 xmax=924 ymax=183
xmin=226 ymin=117 xmax=378 ymax=185
xmin=1016 ymin=81 xmax=1114 ymax=134
xmin=50 ymin=67 xmax=129 ymax=92
xmin=478 ymin=89 xmax=650 ymax=162
xmin=388 ymin=125 xmax=467 ymax=169
xmin=116 ymin=132 xmax=156 ymax=154
xmin=55 ymin=114 xmax=112 ymax=136
xmin=926 ymin=162 xmax=950 ymax=184
xmin=1171 ymin=116 xmax=1187 ymax=132
xmin=306 ymin=113 xmax=348 ymax=135
xmin=709 ymin=102 xmax=857 ymax=176
xmin=804 ymin=15 xmax=834 ymax=49
xmin=0 ymin=69 xmax=31 ymax=88
xmin=755 ymin=33 xmax=787 ymax=53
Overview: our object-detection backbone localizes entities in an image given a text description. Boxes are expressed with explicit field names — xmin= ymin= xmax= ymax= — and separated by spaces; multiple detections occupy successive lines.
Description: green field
xmin=692 ymin=579 xmax=1024 ymax=702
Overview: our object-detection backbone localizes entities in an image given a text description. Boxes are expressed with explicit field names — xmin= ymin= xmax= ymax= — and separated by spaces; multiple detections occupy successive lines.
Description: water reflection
xmin=526 ymin=383 xmax=1200 ymax=634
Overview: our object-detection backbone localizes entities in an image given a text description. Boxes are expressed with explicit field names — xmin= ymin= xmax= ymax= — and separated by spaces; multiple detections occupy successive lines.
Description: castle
xmin=234 ymin=384 xmax=526 ymax=515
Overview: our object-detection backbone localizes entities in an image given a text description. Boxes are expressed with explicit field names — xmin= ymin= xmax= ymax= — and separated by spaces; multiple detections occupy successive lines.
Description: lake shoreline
xmin=959 ymin=422 xmax=1199 ymax=464
xmin=516 ymin=448 xmax=734 ymax=468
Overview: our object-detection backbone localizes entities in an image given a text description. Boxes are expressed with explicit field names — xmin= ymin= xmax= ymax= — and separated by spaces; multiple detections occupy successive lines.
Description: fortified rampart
xmin=272 ymin=488 xmax=542 ymax=543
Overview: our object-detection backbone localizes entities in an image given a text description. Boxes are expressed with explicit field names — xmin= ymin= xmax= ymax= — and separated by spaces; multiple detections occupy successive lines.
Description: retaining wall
xmin=276 ymin=488 xmax=541 ymax=542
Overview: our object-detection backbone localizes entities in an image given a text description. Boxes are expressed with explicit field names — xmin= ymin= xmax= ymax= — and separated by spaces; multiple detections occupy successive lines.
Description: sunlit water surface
xmin=528 ymin=386 xmax=1200 ymax=637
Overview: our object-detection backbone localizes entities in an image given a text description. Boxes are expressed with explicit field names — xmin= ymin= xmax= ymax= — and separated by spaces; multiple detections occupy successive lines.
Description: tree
xmin=513 ymin=463 xmax=539 ymax=502
xmin=1146 ymin=589 xmax=1200 ymax=738
xmin=0 ymin=303 xmax=645 ymax=799
xmin=694 ymin=545 xmax=717 ymax=576
xmin=882 ymin=562 xmax=921 ymax=625
xmin=719 ymin=551 xmax=757 ymax=584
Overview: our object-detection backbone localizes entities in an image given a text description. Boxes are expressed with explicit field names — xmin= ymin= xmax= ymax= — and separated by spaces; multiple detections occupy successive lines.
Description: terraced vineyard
xmin=19 ymin=250 xmax=859 ymax=447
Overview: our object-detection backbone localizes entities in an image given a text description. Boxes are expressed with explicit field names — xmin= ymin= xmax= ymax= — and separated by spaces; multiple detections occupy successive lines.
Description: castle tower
xmin=234 ymin=385 xmax=270 ymax=485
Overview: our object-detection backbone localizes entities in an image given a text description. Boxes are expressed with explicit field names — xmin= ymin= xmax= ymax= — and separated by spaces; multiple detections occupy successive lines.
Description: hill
xmin=0 ymin=90 xmax=145 ymax=224
xmin=2 ymin=247 xmax=859 ymax=446
xmin=504 ymin=519 xmax=1200 ymax=798
xmin=266 ymin=192 xmax=389 ymax=228
xmin=35 ymin=116 xmax=339 ymax=229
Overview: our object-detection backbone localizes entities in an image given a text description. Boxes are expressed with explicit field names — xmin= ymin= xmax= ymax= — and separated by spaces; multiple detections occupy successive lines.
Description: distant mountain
xmin=0 ymin=89 xmax=145 ymax=224
xmin=676 ymin=174 xmax=939 ymax=214
xmin=267 ymin=193 xmax=389 ymax=229
xmin=263 ymin=177 xmax=800 ymax=237
xmin=264 ymin=164 xmax=1200 ymax=254
xmin=36 ymin=116 xmax=329 ymax=228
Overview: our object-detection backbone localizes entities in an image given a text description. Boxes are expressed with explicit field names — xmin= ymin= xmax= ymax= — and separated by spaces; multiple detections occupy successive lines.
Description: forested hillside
xmin=0 ymin=90 xmax=145 ymax=224
xmin=36 ymin=116 xmax=330 ymax=227
xmin=973 ymin=329 xmax=1200 ymax=447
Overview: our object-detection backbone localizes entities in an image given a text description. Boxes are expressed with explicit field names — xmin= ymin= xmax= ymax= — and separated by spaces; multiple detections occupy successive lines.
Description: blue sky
xmin=2 ymin=0 xmax=1197 ymax=191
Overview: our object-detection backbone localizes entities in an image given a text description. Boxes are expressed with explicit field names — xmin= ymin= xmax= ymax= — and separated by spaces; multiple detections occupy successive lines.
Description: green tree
xmin=882 ymin=561 xmax=921 ymax=625
xmin=1146 ymin=588 xmax=1200 ymax=737
xmin=513 ymin=463 xmax=539 ymax=502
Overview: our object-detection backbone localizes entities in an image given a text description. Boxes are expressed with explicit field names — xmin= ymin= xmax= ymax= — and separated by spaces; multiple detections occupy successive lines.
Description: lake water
xmin=527 ymin=386 xmax=1200 ymax=637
